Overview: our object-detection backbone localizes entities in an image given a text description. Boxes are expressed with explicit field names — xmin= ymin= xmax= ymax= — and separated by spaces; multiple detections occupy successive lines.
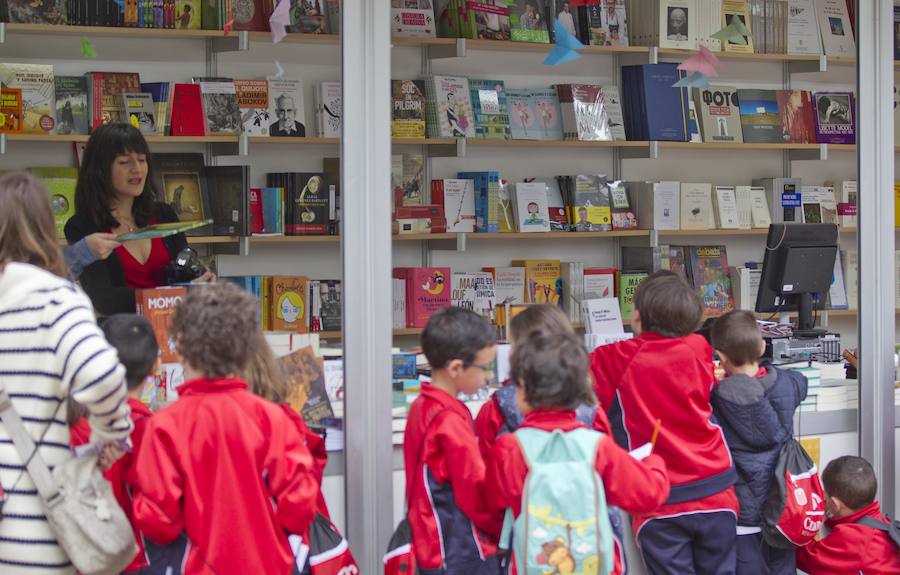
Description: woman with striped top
xmin=0 ymin=172 xmax=133 ymax=574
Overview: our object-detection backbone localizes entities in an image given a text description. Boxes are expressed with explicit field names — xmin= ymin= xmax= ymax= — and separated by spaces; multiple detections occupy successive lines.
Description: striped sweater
xmin=0 ymin=262 xmax=133 ymax=574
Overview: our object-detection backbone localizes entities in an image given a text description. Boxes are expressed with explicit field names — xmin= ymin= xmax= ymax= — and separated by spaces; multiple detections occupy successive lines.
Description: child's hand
xmin=98 ymin=443 xmax=126 ymax=470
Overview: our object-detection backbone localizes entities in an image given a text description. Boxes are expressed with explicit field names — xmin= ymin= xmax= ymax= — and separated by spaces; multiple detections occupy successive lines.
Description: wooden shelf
xmin=658 ymin=228 xmax=769 ymax=237
xmin=467 ymin=230 xmax=649 ymax=239
xmin=250 ymin=136 xmax=340 ymax=145
xmin=2 ymin=23 xmax=339 ymax=44
xmin=394 ymin=233 xmax=457 ymax=241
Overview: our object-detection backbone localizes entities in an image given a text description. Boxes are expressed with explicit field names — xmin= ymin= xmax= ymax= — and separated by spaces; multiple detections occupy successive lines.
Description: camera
xmin=165 ymin=247 xmax=206 ymax=284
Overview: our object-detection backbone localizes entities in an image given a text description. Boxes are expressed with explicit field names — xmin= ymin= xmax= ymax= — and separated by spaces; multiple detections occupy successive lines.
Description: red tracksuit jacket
xmin=71 ymin=397 xmax=153 ymax=572
xmin=403 ymin=384 xmax=502 ymax=572
xmin=132 ymin=377 xmax=319 ymax=575
xmin=280 ymin=404 xmax=331 ymax=518
xmin=590 ymin=332 xmax=739 ymax=531
xmin=796 ymin=502 xmax=900 ymax=575
xmin=488 ymin=410 xmax=671 ymax=575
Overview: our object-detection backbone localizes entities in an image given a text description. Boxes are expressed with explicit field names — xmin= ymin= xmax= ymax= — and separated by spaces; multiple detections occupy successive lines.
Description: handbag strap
xmin=0 ymin=384 xmax=61 ymax=506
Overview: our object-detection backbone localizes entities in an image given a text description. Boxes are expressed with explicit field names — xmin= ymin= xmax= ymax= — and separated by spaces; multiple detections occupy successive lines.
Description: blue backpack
xmin=501 ymin=427 xmax=615 ymax=575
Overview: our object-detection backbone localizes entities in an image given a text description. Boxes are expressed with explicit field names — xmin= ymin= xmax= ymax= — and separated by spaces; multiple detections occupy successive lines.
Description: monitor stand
xmin=794 ymin=292 xmax=827 ymax=338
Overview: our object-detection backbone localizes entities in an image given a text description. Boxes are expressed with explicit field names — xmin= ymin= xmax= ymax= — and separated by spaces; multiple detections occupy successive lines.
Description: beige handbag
xmin=0 ymin=386 xmax=138 ymax=575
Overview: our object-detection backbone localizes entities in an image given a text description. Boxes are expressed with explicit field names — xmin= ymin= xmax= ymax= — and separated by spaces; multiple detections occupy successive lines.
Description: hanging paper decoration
xmin=269 ymin=0 xmax=291 ymax=44
xmin=677 ymin=46 xmax=722 ymax=78
xmin=81 ymin=36 xmax=97 ymax=58
xmin=544 ymin=19 xmax=586 ymax=66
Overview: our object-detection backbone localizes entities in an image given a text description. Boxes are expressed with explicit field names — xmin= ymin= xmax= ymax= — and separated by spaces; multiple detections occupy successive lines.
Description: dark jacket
xmin=64 ymin=202 xmax=187 ymax=316
xmin=711 ymin=364 xmax=808 ymax=527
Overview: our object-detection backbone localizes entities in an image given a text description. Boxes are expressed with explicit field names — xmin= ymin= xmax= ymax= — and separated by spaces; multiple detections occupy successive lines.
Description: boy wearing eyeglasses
xmin=403 ymin=307 xmax=502 ymax=575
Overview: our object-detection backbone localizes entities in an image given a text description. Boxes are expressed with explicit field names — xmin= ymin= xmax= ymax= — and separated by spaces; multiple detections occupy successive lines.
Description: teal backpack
xmin=501 ymin=427 xmax=615 ymax=575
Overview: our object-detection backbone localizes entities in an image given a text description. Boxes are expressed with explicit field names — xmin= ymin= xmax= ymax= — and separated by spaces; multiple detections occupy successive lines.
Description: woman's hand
xmin=98 ymin=443 xmax=126 ymax=470
xmin=84 ymin=233 xmax=121 ymax=261
xmin=191 ymin=270 xmax=217 ymax=284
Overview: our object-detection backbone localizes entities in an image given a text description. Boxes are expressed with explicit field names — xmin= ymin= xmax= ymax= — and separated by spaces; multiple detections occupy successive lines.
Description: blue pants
xmin=735 ymin=532 xmax=795 ymax=575
xmin=638 ymin=511 xmax=737 ymax=575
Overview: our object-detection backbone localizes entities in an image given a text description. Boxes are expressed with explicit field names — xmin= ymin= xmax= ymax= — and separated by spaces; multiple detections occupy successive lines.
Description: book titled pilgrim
xmin=424 ymin=75 xmax=475 ymax=138
xmin=234 ymin=79 xmax=269 ymax=137
xmin=776 ymin=90 xmax=816 ymax=143
xmin=813 ymin=91 xmax=855 ymax=144
xmin=281 ymin=346 xmax=334 ymax=427
xmin=469 ymin=79 xmax=511 ymax=140
xmin=267 ymin=172 xmax=330 ymax=235
xmin=688 ymin=245 xmax=734 ymax=316
xmin=391 ymin=79 xmax=426 ymax=139
xmin=509 ymin=0 xmax=550 ymax=43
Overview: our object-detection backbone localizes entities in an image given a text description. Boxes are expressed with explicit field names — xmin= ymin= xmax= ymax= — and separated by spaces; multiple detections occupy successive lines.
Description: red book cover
xmin=171 ymin=84 xmax=206 ymax=136
xmin=249 ymin=187 xmax=264 ymax=233
xmin=88 ymin=72 xmax=142 ymax=132
xmin=776 ymin=90 xmax=816 ymax=144
xmin=583 ymin=267 xmax=617 ymax=298
xmin=394 ymin=204 xmax=443 ymax=220
xmin=232 ymin=0 xmax=269 ymax=30
xmin=406 ymin=267 xmax=451 ymax=328
xmin=135 ymin=287 xmax=188 ymax=364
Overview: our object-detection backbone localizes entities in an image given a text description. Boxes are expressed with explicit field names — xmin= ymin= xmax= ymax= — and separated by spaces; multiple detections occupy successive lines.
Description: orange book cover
xmin=269 ymin=275 xmax=309 ymax=333
xmin=511 ymin=259 xmax=561 ymax=306
xmin=136 ymin=286 xmax=188 ymax=364
xmin=0 ymin=88 xmax=22 ymax=134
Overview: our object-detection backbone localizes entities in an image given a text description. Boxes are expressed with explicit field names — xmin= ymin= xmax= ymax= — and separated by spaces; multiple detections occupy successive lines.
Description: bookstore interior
xmin=0 ymin=0 xmax=898 ymax=571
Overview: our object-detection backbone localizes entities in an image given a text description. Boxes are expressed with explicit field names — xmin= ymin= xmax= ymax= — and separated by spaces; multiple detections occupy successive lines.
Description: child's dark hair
xmin=511 ymin=331 xmax=594 ymax=411
xmin=101 ymin=314 xmax=159 ymax=390
xmin=171 ymin=283 xmax=259 ymax=378
xmin=822 ymin=456 xmax=878 ymax=511
xmin=634 ymin=270 xmax=703 ymax=337
xmin=421 ymin=307 xmax=497 ymax=369
xmin=711 ymin=310 xmax=763 ymax=366
xmin=509 ymin=304 xmax=573 ymax=345
xmin=75 ymin=122 xmax=156 ymax=230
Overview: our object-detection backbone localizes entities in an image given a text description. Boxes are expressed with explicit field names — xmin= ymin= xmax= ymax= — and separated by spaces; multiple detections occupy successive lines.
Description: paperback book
xmin=391 ymin=0 xmax=437 ymax=37
xmin=0 ymin=89 xmax=22 ymax=134
xmin=509 ymin=0 xmax=550 ymax=43
xmin=199 ymin=81 xmax=241 ymax=135
xmin=737 ymin=89 xmax=782 ymax=144
xmin=450 ymin=272 xmax=496 ymax=318
xmin=0 ymin=63 xmax=55 ymax=135
xmin=31 ymin=167 xmax=77 ymax=240
xmin=776 ymin=90 xmax=816 ymax=144
xmin=694 ymin=86 xmax=743 ymax=144
xmin=688 ymin=245 xmax=734 ymax=316
xmin=119 ymin=93 xmax=157 ymax=135
xmin=234 ymin=79 xmax=270 ymax=137
xmin=469 ymin=79 xmax=510 ymax=140
xmin=813 ymin=91 xmax=855 ymax=144
xmin=315 ymin=82 xmax=342 ymax=138
xmin=460 ymin=0 xmax=512 ymax=40
xmin=513 ymin=182 xmax=551 ymax=233
xmin=54 ymin=76 xmax=88 ymax=136
xmin=424 ymin=75 xmax=475 ymax=138
xmin=391 ymin=80 xmax=426 ymax=139
xmin=268 ymin=78 xmax=306 ymax=137
xmin=507 ymin=88 xmax=563 ymax=141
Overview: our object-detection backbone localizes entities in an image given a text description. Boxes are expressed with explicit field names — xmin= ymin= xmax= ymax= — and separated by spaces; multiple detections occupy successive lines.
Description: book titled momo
xmin=777 ymin=90 xmax=816 ymax=143
xmin=509 ymin=0 xmax=550 ymax=43
xmin=269 ymin=275 xmax=310 ymax=333
xmin=0 ymin=64 xmax=55 ymax=135
xmin=136 ymin=287 xmax=188 ymax=364
xmin=31 ymin=167 xmax=77 ymax=240
xmin=391 ymin=80 xmax=426 ymax=139
xmin=86 ymin=71 xmax=141 ymax=131
xmin=54 ymin=76 xmax=88 ymax=136
xmin=688 ymin=245 xmax=734 ymax=316
xmin=267 ymin=172 xmax=330 ymax=235
xmin=694 ymin=86 xmax=743 ymax=143
xmin=393 ymin=267 xmax=452 ymax=328
xmin=737 ymin=89 xmax=782 ymax=144
xmin=425 ymin=75 xmax=475 ymax=138
xmin=469 ymin=79 xmax=510 ymax=140
xmin=391 ymin=0 xmax=436 ymax=37
xmin=234 ymin=79 xmax=270 ymax=137
xmin=813 ymin=92 xmax=855 ymax=144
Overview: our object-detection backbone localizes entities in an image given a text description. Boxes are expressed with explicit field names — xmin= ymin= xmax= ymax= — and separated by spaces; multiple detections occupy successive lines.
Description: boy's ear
xmin=716 ymin=349 xmax=732 ymax=367
xmin=630 ymin=308 xmax=642 ymax=334
xmin=758 ymin=339 xmax=766 ymax=358
xmin=445 ymin=358 xmax=465 ymax=378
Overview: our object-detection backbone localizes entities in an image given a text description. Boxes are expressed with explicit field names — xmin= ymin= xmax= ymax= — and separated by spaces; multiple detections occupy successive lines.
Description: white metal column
xmin=857 ymin=0 xmax=895 ymax=513
xmin=341 ymin=0 xmax=394 ymax=570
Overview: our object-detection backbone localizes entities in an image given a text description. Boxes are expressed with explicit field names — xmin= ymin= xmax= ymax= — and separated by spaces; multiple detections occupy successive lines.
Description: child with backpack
xmin=796 ymin=456 xmax=900 ymax=574
xmin=590 ymin=271 xmax=739 ymax=574
xmin=403 ymin=307 xmax=503 ymax=575
xmin=488 ymin=330 xmax=670 ymax=575
xmin=132 ymin=283 xmax=320 ymax=575
xmin=709 ymin=310 xmax=808 ymax=574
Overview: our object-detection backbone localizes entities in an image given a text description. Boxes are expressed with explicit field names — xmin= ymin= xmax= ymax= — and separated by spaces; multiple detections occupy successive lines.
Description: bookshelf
xmin=0 ymin=22 xmax=339 ymax=44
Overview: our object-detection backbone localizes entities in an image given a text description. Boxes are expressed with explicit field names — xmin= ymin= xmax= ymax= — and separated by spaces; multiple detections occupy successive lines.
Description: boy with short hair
xmin=132 ymin=283 xmax=319 ymax=575
xmin=590 ymin=271 xmax=739 ymax=574
xmin=797 ymin=456 xmax=900 ymax=574
xmin=404 ymin=307 xmax=502 ymax=575
xmin=489 ymin=330 xmax=670 ymax=575
xmin=710 ymin=310 xmax=807 ymax=574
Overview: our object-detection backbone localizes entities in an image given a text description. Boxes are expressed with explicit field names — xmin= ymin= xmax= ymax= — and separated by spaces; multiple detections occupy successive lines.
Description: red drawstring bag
xmin=762 ymin=439 xmax=826 ymax=548
xmin=383 ymin=519 xmax=415 ymax=575
xmin=293 ymin=514 xmax=359 ymax=575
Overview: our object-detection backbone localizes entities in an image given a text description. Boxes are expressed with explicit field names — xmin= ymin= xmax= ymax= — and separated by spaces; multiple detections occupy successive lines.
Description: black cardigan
xmin=64 ymin=202 xmax=188 ymax=316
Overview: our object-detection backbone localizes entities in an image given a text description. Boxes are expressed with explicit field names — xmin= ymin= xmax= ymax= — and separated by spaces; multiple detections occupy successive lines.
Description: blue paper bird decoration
xmin=544 ymin=19 xmax=586 ymax=66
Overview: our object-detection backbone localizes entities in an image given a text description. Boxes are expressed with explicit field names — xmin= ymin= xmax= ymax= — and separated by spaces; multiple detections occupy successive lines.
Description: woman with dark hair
xmin=65 ymin=123 xmax=212 ymax=316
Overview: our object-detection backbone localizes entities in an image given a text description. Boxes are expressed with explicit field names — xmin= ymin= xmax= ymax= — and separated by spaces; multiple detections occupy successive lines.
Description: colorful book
xmin=391 ymin=0 xmax=437 ymax=37
xmin=391 ymin=80 xmax=426 ymax=139
xmin=54 ymin=77 xmax=88 ymax=136
xmin=688 ymin=245 xmax=734 ymax=316
xmin=424 ymin=75 xmax=475 ymax=138
xmin=267 ymin=172 xmax=330 ymax=235
xmin=0 ymin=64 xmax=55 ymax=135
xmin=170 ymin=83 xmax=205 ymax=136
xmin=135 ymin=287 xmax=188 ymax=364
xmin=86 ymin=71 xmax=141 ymax=132
xmin=175 ymin=0 xmax=201 ymax=28
xmin=141 ymin=82 xmax=171 ymax=136
xmin=119 ymin=93 xmax=157 ymax=135
xmin=270 ymin=275 xmax=310 ymax=333
xmin=469 ymin=79 xmax=510 ymax=140
xmin=231 ymin=0 xmax=268 ymax=31
xmin=0 ymin=88 xmax=23 ymax=134
xmin=694 ymin=86 xmax=743 ymax=143
xmin=618 ymin=272 xmax=647 ymax=318
xmin=235 ymin=79 xmax=270 ymax=137
xmin=609 ymin=180 xmax=638 ymax=230
xmin=287 ymin=0 xmax=329 ymax=33
xmin=451 ymin=271 xmax=496 ymax=318
xmin=393 ymin=267 xmax=452 ymax=328
xmin=513 ymin=182 xmax=551 ymax=233
xmin=813 ymin=91 xmax=855 ymax=144
xmin=458 ymin=171 xmax=500 ymax=233
xmin=570 ymin=174 xmax=612 ymax=231
xmin=150 ymin=153 xmax=211 ymax=230
xmin=507 ymin=88 xmax=563 ymax=141
xmin=31 ymin=167 xmax=78 ymax=240
xmin=509 ymin=0 xmax=550 ymax=43
xmin=722 ymin=0 xmax=753 ymax=53
xmin=460 ymin=0 xmax=512 ymax=40
xmin=512 ymin=259 xmax=561 ymax=306
xmin=776 ymin=90 xmax=816 ymax=144
xmin=432 ymin=179 xmax=476 ymax=232
xmin=280 ymin=346 xmax=334 ymax=426
xmin=737 ymin=89 xmax=782 ymax=144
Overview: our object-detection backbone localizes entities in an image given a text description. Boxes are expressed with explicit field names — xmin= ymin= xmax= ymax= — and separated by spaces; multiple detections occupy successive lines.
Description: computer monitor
xmin=755 ymin=223 xmax=839 ymax=337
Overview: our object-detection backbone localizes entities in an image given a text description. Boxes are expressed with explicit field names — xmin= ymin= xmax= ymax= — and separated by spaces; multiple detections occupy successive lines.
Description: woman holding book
xmin=65 ymin=122 xmax=214 ymax=316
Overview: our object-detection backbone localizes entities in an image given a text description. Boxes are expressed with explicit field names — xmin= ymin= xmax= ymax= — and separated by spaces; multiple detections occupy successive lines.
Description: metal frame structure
xmin=857 ymin=0 xmax=896 ymax=514
xmin=342 ymin=0 xmax=395 ymax=571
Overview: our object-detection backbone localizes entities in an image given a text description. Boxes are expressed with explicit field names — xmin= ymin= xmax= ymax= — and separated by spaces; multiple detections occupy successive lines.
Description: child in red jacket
xmin=404 ymin=307 xmax=502 ymax=575
xmin=489 ymin=330 xmax=671 ymax=575
xmin=132 ymin=283 xmax=319 ymax=575
xmin=590 ymin=271 xmax=739 ymax=575
xmin=70 ymin=314 xmax=159 ymax=573
xmin=796 ymin=456 xmax=900 ymax=575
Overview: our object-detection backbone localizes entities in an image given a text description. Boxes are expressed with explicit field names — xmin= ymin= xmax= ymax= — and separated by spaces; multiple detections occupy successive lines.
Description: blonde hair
xmin=243 ymin=332 xmax=290 ymax=404
xmin=509 ymin=304 xmax=575 ymax=345
xmin=0 ymin=172 xmax=68 ymax=278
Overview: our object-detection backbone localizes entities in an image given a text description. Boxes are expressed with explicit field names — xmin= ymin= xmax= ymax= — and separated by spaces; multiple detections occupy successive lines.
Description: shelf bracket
xmin=648 ymin=46 xmax=658 ymax=65
xmin=210 ymin=30 xmax=250 ymax=53
xmin=788 ymin=55 xmax=827 ymax=75
xmin=427 ymin=38 xmax=466 ymax=60
xmin=0 ymin=23 xmax=6 ymax=45
xmin=788 ymin=143 xmax=828 ymax=162
xmin=425 ymin=233 xmax=465 ymax=252
xmin=428 ymin=138 xmax=465 ymax=158
xmin=620 ymin=141 xmax=658 ymax=160
xmin=0 ymin=133 xmax=6 ymax=156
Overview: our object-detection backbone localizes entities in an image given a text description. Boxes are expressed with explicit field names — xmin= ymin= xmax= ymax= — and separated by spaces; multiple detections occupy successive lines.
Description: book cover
xmin=461 ymin=0 xmax=511 ymax=40
xmin=713 ymin=185 xmax=740 ymax=228
xmin=512 ymin=259 xmax=561 ymax=306
xmin=509 ymin=88 xmax=563 ymax=141
xmin=135 ymin=287 xmax=188 ymax=364
xmin=469 ymin=79 xmax=510 ymax=140
xmin=680 ymin=182 xmax=713 ymax=230
xmin=513 ymin=182 xmax=551 ymax=233
xmin=451 ymin=271 xmax=496 ymax=318
xmin=776 ymin=90 xmax=816 ymax=144
xmin=280 ymin=346 xmax=334 ymax=426
xmin=458 ymin=171 xmax=500 ymax=233
xmin=54 ymin=77 xmax=88 ymax=136
xmin=722 ymin=0 xmax=753 ymax=53
xmin=618 ymin=272 xmax=647 ymax=318
xmin=287 ymin=0 xmax=329 ymax=33
xmin=688 ymin=99 xmax=703 ymax=142
xmin=31 ymin=167 xmax=77 ymax=240
xmin=0 ymin=64 xmax=55 ymax=135
xmin=556 ymin=83 xmax=612 ymax=142
xmin=249 ymin=188 xmax=264 ymax=234
xmin=170 ymin=83 xmax=205 ymax=136
xmin=427 ymin=75 xmax=475 ymax=138
xmin=198 ymin=81 xmax=241 ymax=135
xmin=632 ymin=181 xmax=679 ymax=230
xmin=753 ymin=177 xmax=802 ymax=224
xmin=205 ymin=165 xmax=249 ymax=236
xmin=392 ymin=0 xmax=436 ymax=37
xmin=734 ymin=185 xmax=752 ymax=229
xmin=391 ymin=80 xmax=426 ymax=139
xmin=7 ymin=0 xmax=65 ymax=23
xmin=571 ymin=174 xmax=612 ymax=231
xmin=314 ymin=280 xmax=341 ymax=331
xmin=748 ymin=186 xmax=771 ymax=228
xmin=816 ymin=0 xmax=854 ymax=57
xmin=268 ymin=78 xmax=306 ymax=137
xmin=549 ymin=0 xmax=581 ymax=43
xmin=316 ymin=82 xmax=341 ymax=138
xmin=800 ymin=185 xmax=837 ymax=224
xmin=813 ymin=91 xmax=855 ymax=144
xmin=150 ymin=154 xmax=211 ymax=232
xmin=231 ymin=0 xmax=267 ymax=30
xmin=788 ymin=0 xmax=823 ymax=54
xmin=695 ymin=86 xmax=743 ymax=143
xmin=834 ymin=180 xmax=857 ymax=227
xmin=431 ymin=178 xmax=476 ymax=232
xmin=737 ymin=89 xmax=782 ymax=144
xmin=603 ymin=85 xmax=627 ymax=141
xmin=268 ymin=172 xmax=330 ymax=235
xmin=609 ymin=180 xmax=638 ymax=230
xmin=141 ymin=82 xmax=171 ymax=136
xmin=393 ymin=153 xmax=425 ymax=206
xmin=396 ymin=267 xmax=452 ymax=328
xmin=659 ymin=0 xmax=696 ymax=49
xmin=87 ymin=72 xmax=141 ymax=131
xmin=631 ymin=64 xmax=690 ymax=142
xmin=688 ymin=245 xmax=734 ymax=316
xmin=597 ymin=0 xmax=629 ymax=46
xmin=270 ymin=275 xmax=310 ymax=333
xmin=485 ymin=266 xmax=526 ymax=311
xmin=584 ymin=267 xmax=617 ymax=299
xmin=509 ymin=0 xmax=550 ymax=43
xmin=0 ymin=88 xmax=22 ymax=134
xmin=119 ymin=93 xmax=157 ymax=135
xmin=261 ymin=187 xmax=284 ymax=234
xmin=235 ymin=79 xmax=270 ymax=137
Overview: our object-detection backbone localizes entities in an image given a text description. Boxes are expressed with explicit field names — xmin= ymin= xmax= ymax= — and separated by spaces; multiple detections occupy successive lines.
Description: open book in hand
xmin=116 ymin=219 xmax=213 ymax=241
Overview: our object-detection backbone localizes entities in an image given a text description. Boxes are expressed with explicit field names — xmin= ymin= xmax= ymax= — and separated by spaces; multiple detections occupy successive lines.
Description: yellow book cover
xmin=722 ymin=0 xmax=754 ymax=54
xmin=270 ymin=275 xmax=309 ymax=333
xmin=512 ymin=259 xmax=561 ymax=306
xmin=261 ymin=276 xmax=272 ymax=331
